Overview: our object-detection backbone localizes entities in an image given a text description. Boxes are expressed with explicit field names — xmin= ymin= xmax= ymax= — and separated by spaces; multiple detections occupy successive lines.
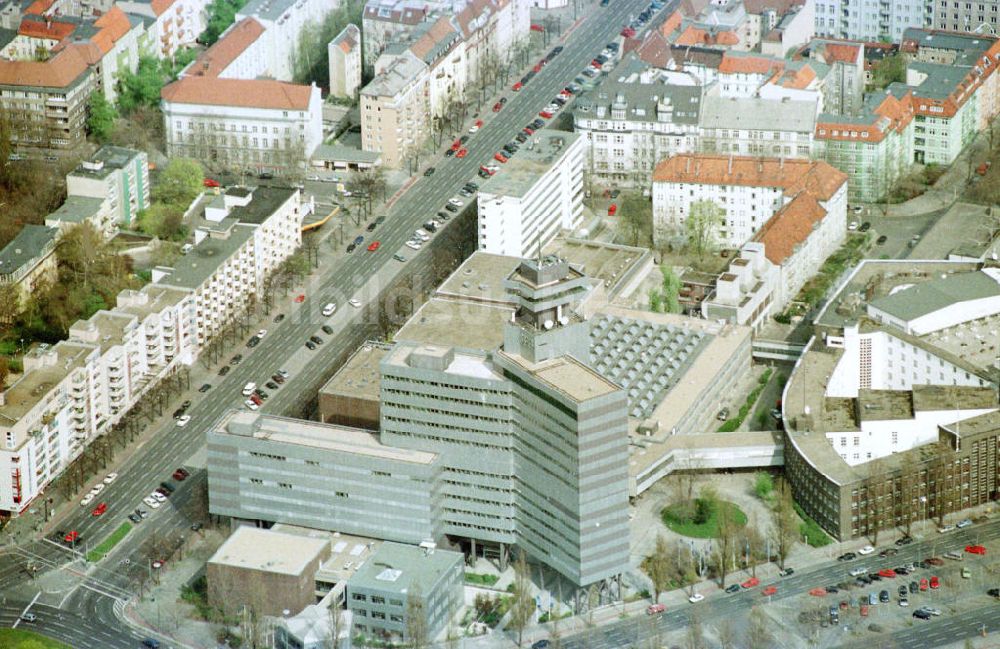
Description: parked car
xmin=646 ymin=604 xmax=666 ymax=615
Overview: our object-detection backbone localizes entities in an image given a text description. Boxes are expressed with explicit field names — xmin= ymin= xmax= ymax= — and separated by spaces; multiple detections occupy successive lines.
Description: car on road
xmin=444 ymin=203 xmax=459 ymax=213
xmin=80 ymin=493 xmax=95 ymax=506
xmin=242 ymin=382 xmax=256 ymax=396
xmin=294 ymin=294 xmax=305 ymax=303
xmin=128 ymin=513 xmax=142 ymax=523
xmin=878 ymin=568 xmax=896 ymax=578
xmin=393 ymin=253 xmax=407 ymax=262
xmin=64 ymin=530 xmax=81 ymax=544
xmin=762 ymin=586 xmax=777 ymax=596
xmin=512 ymin=82 xmax=523 ymax=91
xmin=142 ymin=638 xmax=161 ymax=648
xmin=346 ymin=242 xmax=357 ymax=253
xmin=368 ymin=241 xmax=381 ymax=252
xmin=102 ymin=472 xmax=118 ymax=484
xmin=930 ymin=576 xmax=940 ymax=589
xmin=322 ymin=302 xmax=336 ymax=317
xmin=895 ymin=536 xmax=914 ymax=546
xmin=424 ymin=167 xmax=436 ymax=176
xmin=406 ymin=241 xmax=421 ymax=250
xmin=879 ymin=548 xmax=898 ymax=557
xmin=531 ymin=641 xmax=550 ymax=649
xmin=966 ymin=544 xmax=987 ymax=555
xmin=990 ymin=588 xmax=1000 ymax=597
xmin=143 ymin=496 xmax=160 ymax=508
xmin=305 ymin=340 xmax=317 ymax=350
xmin=539 ymin=110 xmax=553 ymax=119
xmin=859 ymin=222 xmax=871 ymax=232
xmin=245 ymin=398 xmax=260 ymax=409
xmin=913 ymin=609 xmax=930 ymax=620
xmin=725 ymin=584 xmax=740 ymax=594
xmin=309 ymin=336 xmax=323 ymax=346
xmin=247 ymin=335 xmax=260 ymax=348
xmin=20 ymin=612 xmax=37 ymax=622
xmin=688 ymin=593 xmax=705 ymax=603
xmin=349 ymin=298 xmax=362 ymax=308
xmin=266 ymin=381 xmax=279 ymax=390
xmin=218 ymin=365 xmax=230 ymax=377
xmin=646 ymin=604 xmax=666 ymax=615
xmin=898 ymin=596 xmax=909 ymax=607
xmin=938 ymin=524 xmax=955 ymax=533
xmin=92 ymin=502 xmax=108 ymax=516
xmin=849 ymin=567 xmax=868 ymax=577
xmin=493 ymin=99 xmax=507 ymax=112
xmin=920 ymin=578 xmax=929 ymax=591
xmin=198 ymin=383 xmax=212 ymax=393
xmin=876 ymin=235 xmax=888 ymax=245
xmin=456 ymin=148 xmax=468 ymax=158
xmin=838 ymin=552 xmax=857 ymax=561
xmin=741 ymin=577 xmax=760 ymax=589
xmin=90 ymin=483 xmax=105 ymax=495
xmin=879 ymin=590 xmax=890 ymax=602
xmin=944 ymin=550 xmax=963 ymax=560
xmin=778 ymin=568 xmax=794 ymax=577
xmin=176 ymin=415 xmax=191 ymax=427
xmin=272 ymin=373 xmax=285 ymax=384
xmin=957 ymin=518 xmax=973 ymax=528
xmin=495 ymin=152 xmax=508 ymax=163
xmin=320 ymin=325 xmax=334 ymax=335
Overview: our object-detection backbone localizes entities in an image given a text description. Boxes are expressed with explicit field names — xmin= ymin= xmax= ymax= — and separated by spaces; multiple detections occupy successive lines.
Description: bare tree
xmin=713 ymin=499 xmax=741 ymax=588
xmin=684 ymin=608 xmax=706 ymax=649
xmin=774 ymin=480 xmax=798 ymax=570
xmin=325 ymin=605 xmax=343 ymax=649
xmin=643 ymin=534 xmax=672 ymax=604
xmin=716 ymin=619 xmax=736 ymax=649
xmin=745 ymin=516 xmax=766 ymax=578
xmin=406 ymin=584 xmax=429 ymax=649
xmin=747 ymin=606 xmax=772 ymax=649
xmin=509 ymin=551 xmax=535 ymax=647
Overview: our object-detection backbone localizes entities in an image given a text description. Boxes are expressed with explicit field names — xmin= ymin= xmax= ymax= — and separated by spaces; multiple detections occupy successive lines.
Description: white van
xmin=322 ymin=303 xmax=336 ymax=317
xmin=181 ymin=243 xmax=194 ymax=255
xmin=242 ymin=382 xmax=256 ymax=396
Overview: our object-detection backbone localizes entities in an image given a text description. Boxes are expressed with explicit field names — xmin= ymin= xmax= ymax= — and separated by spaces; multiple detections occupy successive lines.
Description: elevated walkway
xmin=752 ymin=339 xmax=805 ymax=362
xmin=630 ymin=430 xmax=784 ymax=497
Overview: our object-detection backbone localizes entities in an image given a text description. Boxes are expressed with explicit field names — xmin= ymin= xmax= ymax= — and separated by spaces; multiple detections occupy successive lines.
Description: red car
xmin=808 ymin=587 xmax=827 ymax=597
xmin=494 ymin=152 xmax=508 ymax=163
xmin=966 ymin=545 xmax=987 ymax=555
xmin=250 ymin=394 xmax=262 ymax=405
xmin=621 ymin=26 xmax=636 ymax=37
xmin=456 ymin=148 xmax=468 ymax=158
xmin=523 ymin=126 xmax=535 ymax=135
xmin=919 ymin=578 xmax=928 ymax=591
xmin=591 ymin=59 xmax=603 ymax=69
xmin=930 ymin=576 xmax=940 ymax=589
xmin=92 ymin=502 xmax=107 ymax=517
xmin=530 ymin=23 xmax=545 ymax=32
xmin=539 ymin=110 xmax=553 ymax=119
xmin=608 ymin=203 xmax=617 ymax=216
xmin=367 ymin=241 xmax=381 ymax=252
xmin=646 ymin=604 xmax=666 ymax=615
xmin=878 ymin=568 xmax=896 ymax=578
xmin=474 ymin=119 xmax=483 ymax=128
xmin=926 ymin=557 xmax=944 ymax=566
xmin=762 ymin=586 xmax=777 ymax=596
xmin=294 ymin=294 xmax=305 ymax=303
xmin=479 ymin=165 xmax=496 ymax=176
xmin=493 ymin=101 xmax=505 ymax=112
xmin=451 ymin=140 xmax=462 ymax=151
xmin=512 ymin=82 xmax=523 ymax=92
xmin=203 ymin=178 xmax=220 ymax=188
xmin=533 ymin=63 xmax=543 ymax=73
xmin=741 ymin=577 xmax=760 ymax=589
xmin=64 ymin=530 xmax=80 ymax=544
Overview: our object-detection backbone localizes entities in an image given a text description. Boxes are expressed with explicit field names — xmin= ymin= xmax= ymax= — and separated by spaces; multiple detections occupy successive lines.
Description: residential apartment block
xmin=116 ymin=0 xmax=210 ymax=58
xmin=63 ymin=146 xmax=150 ymax=232
xmin=813 ymin=0 xmax=930 ymax=40
xmin=329 ymin=24 xmax=363 ymax=99
xmin=235 ymin=0 xmax=337 ymax=81
xmin=786 ymin=262 xmax=1000 ymax=540
xmin=477 ymin=131 xmax=585 ymax=257
xmin=0 ymin=225 xmax=58 ymax=315
xmin=362 ymin=0 xmax=433 ymax=71
xmin=573 ymin=60 xmax=702 ymax=188
xmin=0 ymin=186 xmax=304 ymax=516
xmin=162 ymin=78 xmax=323 ymax=172
xmin=653 ymin=154 xmax=848 ymax=311
xmin=360 ymin=52 xmax=430 ymax=169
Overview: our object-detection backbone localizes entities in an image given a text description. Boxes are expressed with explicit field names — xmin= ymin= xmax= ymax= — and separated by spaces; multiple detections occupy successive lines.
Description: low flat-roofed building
xmin=207 ymin=525 xmax=332 ymax=617
xmin=346 ymin=541 xmax=463 ymax=643
xmin=866 ymin=268 xmax=1000 ymax=336
xmin=44 ymin=196 xmax=110 ymax=238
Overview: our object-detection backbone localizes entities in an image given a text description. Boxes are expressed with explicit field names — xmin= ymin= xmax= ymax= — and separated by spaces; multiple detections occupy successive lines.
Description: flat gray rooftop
xmin=436 ymin=253 xmax=520 ymax=305
xmin=45 ymin=196 xmax=104 ymax=225
xmin=319 ymin=343 xmax=390 ymax=402
xmin=395 ymin=298 xmax=513 ymax=351
xmin=160 ymin=226 xmax=254 ymax=289
xmin=347 ymin=541 xmax=461 ymax=595
xmin=69 ymin=145 xmax=142 ymax=179
xmin=0 ymin=225 xmax=56 ymax=275
xmin=208 ymin=525 xmax=328 ymax=576
xmin=478 ymin=130 xmax=580 ymax=199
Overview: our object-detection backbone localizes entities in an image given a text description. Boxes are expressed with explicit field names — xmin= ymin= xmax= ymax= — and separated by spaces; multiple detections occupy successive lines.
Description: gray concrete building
xmin=346 ymin=541 xmax=463 ymax=642
xmin=207 ymin=412 xmax=444 ymax=544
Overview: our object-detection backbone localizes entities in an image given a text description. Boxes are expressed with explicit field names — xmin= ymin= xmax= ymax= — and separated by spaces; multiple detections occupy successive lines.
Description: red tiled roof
xmin=19 ymin=18 xmax=76 ymax=40
xmin=410 ymin=15 xmax=457 ymax=61
xmin=161 ymin=77 xmax=314 ymax=110
xmin=188 ymin=18 xmax=264 ymax=78
xmin=658 ymin=10 xmax=683 ymax=36
xmin=150 ymin=0 xmax=176 ymax=17
xmin=752 ymin=192 xmax=828 ymax=264
xmin=91 ymin=7 xmax=132 ymax=54
xmin=637 ymin=30 xmax=670 ymax=68
xmin=774 ymin=64 xmax=816 ymax=89
xmin=822 ymin=42 xmax=862 ymax=64
xmin=674 ymin=25 xmax=740 ymax=47
xmin=0 ymin=44 xmax=91 ymax=87
xmin=743 ymin=0 xmax=802 ymax=15
xmin=24 ymin=0 xmax=56 ymax=15
xmin=719 ymin=53 xmax=783 ymax=75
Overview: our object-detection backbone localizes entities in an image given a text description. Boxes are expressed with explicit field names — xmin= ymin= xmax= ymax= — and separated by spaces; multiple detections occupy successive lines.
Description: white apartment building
xmin=651 ymin=153 xmax=846 ymax=260
xmin=360 ymin=51 xmax=430 ymax=169
xmin=182 ymin=17 xmax=268 ymax=80
xmin=698 ymin=92 xmax=818 ymax=159
xmin=65 ymin=146 xmax=150 ymax=231
xmin=329 ymin=24 xmax=363 ymax=99
xmin=362 ymin=0 xmax=435 ymax=71
xmin=813 ymin=0 xmax=930 ymax=40
xmin=161 ymin=78 xmax=323 ymax=172
xmin=236 ymin=0 xmax=336 ymax=81
xmin=0 ymin=186 xmax=304 ymax=516
xmin=118 ymin=0 xmax=210 ymax=58
xmin=572 ymin=68 xmax=702 ymax=188
xmin=477 ymin=131 xmax=584 ymax=257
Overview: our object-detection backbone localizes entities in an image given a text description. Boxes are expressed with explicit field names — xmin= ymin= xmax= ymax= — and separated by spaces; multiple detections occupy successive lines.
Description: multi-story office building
xmin=476 ymin=131 xmax=585 ymax=257
xmin=161 ymin=78 xmax=323 ymax=172
xmin=785 ymin=261 xmax=1000 ymax=540
xmin=0 ymin=186 xmax=304 ymax=516
xmin=572 ymin=60 xmax=702 ymax=188
xmin=360 ymin=52 xmax=430 ymax=169
xmin=346 ymin=542 xmax=463 ymax=642
xmin=208 ymin=255 xmax=632 ymax=595
xmin=329 ymin=24 xmax=363 ymax=100
xmin=0 ymin=225 xmax=58 ymax=314
xmin=65 ymin=146 xmax=150 ymax=231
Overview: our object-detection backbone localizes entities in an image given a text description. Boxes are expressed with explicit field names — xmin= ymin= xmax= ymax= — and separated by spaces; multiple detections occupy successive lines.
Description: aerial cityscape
xmin=0 ymin=0 xmax=998 ymax=644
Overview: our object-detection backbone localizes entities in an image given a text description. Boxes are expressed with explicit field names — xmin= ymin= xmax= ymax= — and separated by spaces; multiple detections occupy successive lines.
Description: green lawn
xmin=86 ymin=521 xmax=132 ymax=562
xmin=661 ymin=500 xmax=748 ymax=538
xmin=0 ymin=628 xmax=72 ymax=648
